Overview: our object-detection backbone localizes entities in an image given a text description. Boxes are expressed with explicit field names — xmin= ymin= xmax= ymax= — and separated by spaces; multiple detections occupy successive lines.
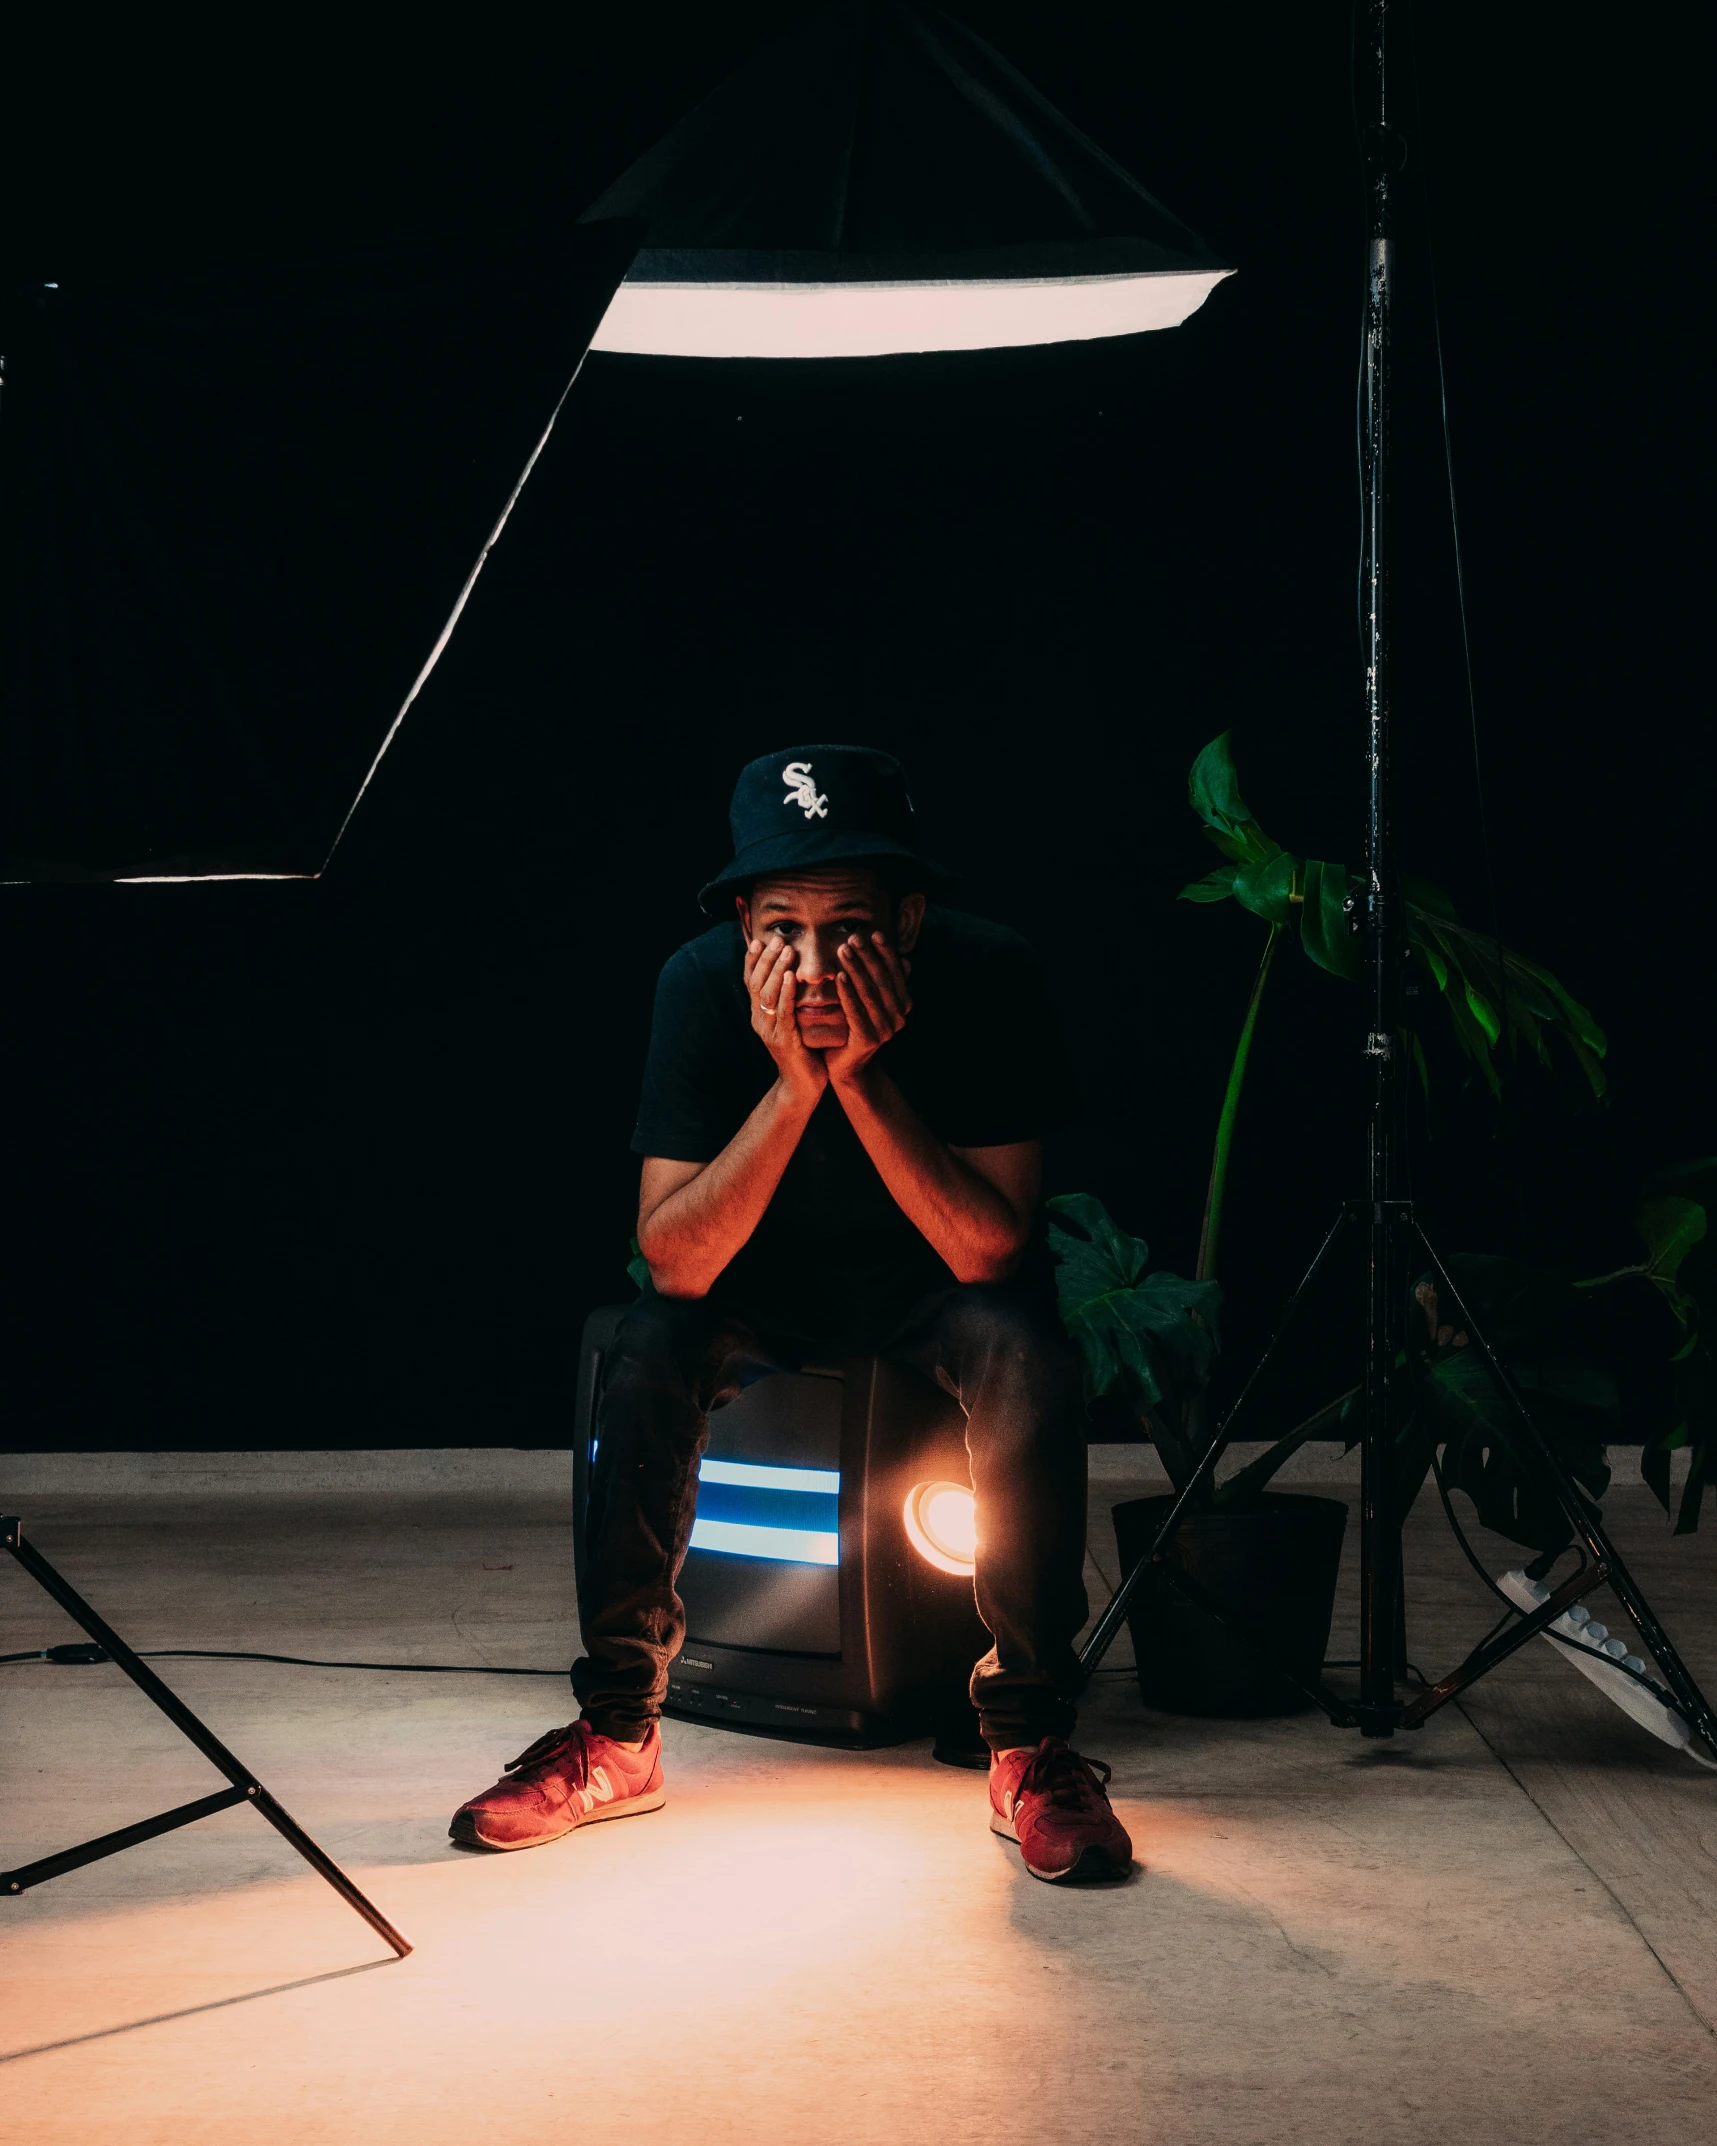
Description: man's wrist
xmin=773 ymin=1066 xmax=826 ymax=1116
xmin=827 ymin=1056 xmax=882 ymax=1102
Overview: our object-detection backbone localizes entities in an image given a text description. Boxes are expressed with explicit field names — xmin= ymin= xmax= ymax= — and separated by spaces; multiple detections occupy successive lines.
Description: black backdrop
xmin=3 ymin=4 xmax=1706 ymax=1450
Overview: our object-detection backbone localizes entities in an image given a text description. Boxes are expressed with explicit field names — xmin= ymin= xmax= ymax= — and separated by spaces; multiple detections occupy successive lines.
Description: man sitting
xmin=452 ymin=744 xmax=1131 ymax=1882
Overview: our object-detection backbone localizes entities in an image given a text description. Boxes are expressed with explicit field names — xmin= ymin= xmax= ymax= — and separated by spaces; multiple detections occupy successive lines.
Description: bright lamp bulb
xmin=903 ymin=1480 xmax=977 ymax=1577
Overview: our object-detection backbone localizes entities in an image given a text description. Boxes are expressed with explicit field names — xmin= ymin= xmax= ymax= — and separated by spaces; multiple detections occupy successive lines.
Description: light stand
xmin=1079 ymin=0 xmax=1717 ymax=1764
xmin=0 ymin=229 xmax=637 ymax=1957
xmin=1357 ymin=0 xmax=1404 ymax=1724
xmin=2 ymin=1517 xmax=411 ymax=1954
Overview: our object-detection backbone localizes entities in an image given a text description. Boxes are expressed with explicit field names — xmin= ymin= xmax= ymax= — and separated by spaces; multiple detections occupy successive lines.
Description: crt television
xmin=573 ymin=1304 xmax=989 ymax=1746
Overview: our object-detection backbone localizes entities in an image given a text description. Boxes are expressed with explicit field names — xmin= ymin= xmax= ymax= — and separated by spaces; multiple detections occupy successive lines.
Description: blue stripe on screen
xmin=685 ymin=1458 xmax=843 ymax=1566
xmin=687 ymin=1518 xmax=839 ymax=1566
xmin=691 ymin=1480 xmax=839 ymax=1535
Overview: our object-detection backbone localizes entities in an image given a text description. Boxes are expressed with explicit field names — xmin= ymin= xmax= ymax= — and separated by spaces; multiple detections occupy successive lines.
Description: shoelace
xmin=1015 ymin=1738 xmax=1113 ymax=1813
xmin=504 ymin=1721 xmax=594 ymax=1788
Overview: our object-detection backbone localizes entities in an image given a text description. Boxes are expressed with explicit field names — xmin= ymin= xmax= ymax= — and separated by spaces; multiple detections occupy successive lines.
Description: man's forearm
xmin=830 ymin=1068 xmax=1029 ymax=1283
xmin=639 ymin=1080 xmax=821 ymax=1297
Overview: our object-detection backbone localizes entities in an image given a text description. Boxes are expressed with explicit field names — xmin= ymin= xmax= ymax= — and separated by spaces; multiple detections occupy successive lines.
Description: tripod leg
xmin=250 ymin=1789 xmax=414 ymax=1956
xmin=4 ymin=1787 xmax=250 ymax=1893
xmin=1079 ymin=1206 xmax=1355 ymax=1675
xmin=1 ymin=1518 xmax=412 ymax=1958
xmin=1360 ymin=1197 xmax=1403 ymax=1730
xmin=1392 ymin=1527 xmax=1409 ymax=1682
xmin=1406 ymin=1240 xmax=1717 ymax=1759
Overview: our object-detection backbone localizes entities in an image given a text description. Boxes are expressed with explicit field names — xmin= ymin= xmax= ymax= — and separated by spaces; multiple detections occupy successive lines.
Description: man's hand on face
xmin=825 ymin=931 xmax=913 ymax=1088
xmin=745 ymin=932 xmax=828 ymax=1106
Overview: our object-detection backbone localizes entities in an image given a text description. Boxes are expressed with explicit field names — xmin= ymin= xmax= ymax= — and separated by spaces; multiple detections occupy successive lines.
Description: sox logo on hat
xmin=782 ymin=761 xmax=828 ymax=820
xmin=696 ymin=744 xmax=954 ymax=913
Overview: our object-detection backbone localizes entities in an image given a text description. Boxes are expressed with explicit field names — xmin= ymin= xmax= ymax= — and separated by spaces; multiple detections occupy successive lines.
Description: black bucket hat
xmin=697 ymin=743 xmax=955 ymax=914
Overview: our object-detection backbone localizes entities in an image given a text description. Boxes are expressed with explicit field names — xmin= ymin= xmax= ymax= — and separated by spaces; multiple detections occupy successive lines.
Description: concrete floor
xmin=2 ymin=1451 xmax=1714 ymax=2146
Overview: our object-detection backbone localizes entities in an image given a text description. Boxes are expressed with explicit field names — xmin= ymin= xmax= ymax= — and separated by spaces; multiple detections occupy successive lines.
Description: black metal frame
xmin=1078 ymin=1206 xmax=1717 ymax=1757
xmin=2 ymin=1515 xmax=411 ymax=1956
xmin=1080 ymin=0 xmax=1717 ymax=1767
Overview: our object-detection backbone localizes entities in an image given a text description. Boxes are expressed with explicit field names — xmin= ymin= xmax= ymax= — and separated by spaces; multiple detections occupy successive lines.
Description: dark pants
xmin=571 ymin=1278 xmax=1090 ymax=1750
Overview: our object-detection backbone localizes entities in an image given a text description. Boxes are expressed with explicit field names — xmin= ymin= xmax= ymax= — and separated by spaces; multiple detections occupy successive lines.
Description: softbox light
xmin=2 ymin=8 xmax=1225 ymax=884
xmin=583 ymin=0 xmax=1230 ymax=360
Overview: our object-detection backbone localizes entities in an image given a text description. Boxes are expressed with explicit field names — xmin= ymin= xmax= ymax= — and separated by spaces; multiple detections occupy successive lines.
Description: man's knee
xmin=601 ymin=1292 xmax=730 ymax=1421
xmin=940 ymin=1281 xmax=1083 ymax=1414
xmin=611 ymin=1289 xmax=712 ymax=1362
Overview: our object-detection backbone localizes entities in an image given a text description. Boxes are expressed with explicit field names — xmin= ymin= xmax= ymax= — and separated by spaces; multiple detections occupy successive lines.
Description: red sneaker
xmin=989 ymin=1738 xmax=1134 ymax=1883
xmin=450 ymin=1720 xmax=665 ymax=1851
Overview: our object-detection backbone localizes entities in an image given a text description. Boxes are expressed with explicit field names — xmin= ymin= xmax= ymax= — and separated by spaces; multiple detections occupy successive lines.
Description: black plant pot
xmin=1110 ymin=1492 xmax=1348 ymax=1717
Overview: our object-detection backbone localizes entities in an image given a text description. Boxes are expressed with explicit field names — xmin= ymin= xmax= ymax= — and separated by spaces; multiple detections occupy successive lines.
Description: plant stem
xmin=1196 ymin=924 xmax=1280 ymax=1282
xmin=1210 ymin=1384 xmax=1361 ymax=1511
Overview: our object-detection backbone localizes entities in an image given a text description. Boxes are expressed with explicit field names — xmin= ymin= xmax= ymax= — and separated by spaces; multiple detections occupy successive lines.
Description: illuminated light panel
xmin=688 ymin=1518 xmax=839 ymax=1566
xmin=698 ymin=1459 xmax=840 ymax=1496
xmin=590 ymin=270 xmax=1233 ymax=360
xmin=903 ymin=1480 xmax=977 ymax=1578
xmin=686 ymin=1458 xmax=842 ymax=1565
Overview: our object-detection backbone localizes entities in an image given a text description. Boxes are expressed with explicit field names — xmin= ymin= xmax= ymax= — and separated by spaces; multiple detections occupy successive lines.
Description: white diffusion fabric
xmin=590 ymin=268 xmax=1232 ymax=360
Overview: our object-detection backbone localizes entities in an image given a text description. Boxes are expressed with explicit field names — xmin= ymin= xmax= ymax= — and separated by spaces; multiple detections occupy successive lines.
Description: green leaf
xmin=1414 ymin=1348 xmax=1617 ymax=1554
xmin=1045 ymin=1194 xmax=1225 ymax=1478
xmin=1179 ymin=866 xmax=1240 ymax=904
xmin=1642 ymin=1431 xmax=1673 ymax=1517
xmin=627 ymin=1236 xmax=650 ymax=1291
xmin=1677 ymin=1429 xmax=1712 ymax=1534
xmin=1663 ymin=1322 xmax=1715 ymax=1534
xmin=1045 ymin=1193 xmax=1149 ymax=1303
xmin=1401 ymin=873 xmax=1459 ymax=921
xmin=1409 ymin=1028 xmax=1430 ymax=1101
xmin=1646 ymin=1325 xmax=1716 ymax=1534
xmin=1299 ymin=858 xmax=1361 ymax=980
xmin=1639 ymin=1339 xmax=1708 ymax=1527
xmin=1532 ymin=963 xmax=1608 ymax=1058
xmin=1414 ymin=936 xmax=1449 ymax=993
xmin=1643 ymin=1159 xmax=1717 ymax=1327
xmin=1421 ymin=1208 xmax=1713 ymax=1541
xmin=1463 ymin=979 xmax=1502 ymax=1047
xmin=1409 ymin=910 xmax=1607 ymax=1106
xmin=1044 ymin=1195 xmax=1150 ymax=1400
xmin=1232 ymin=849 xmax=1299 ymax=925
xmin=1635 ymin=1196 xmax=1707 ymax=1295
xmin=1643 ymin=1158 xmax=1717 ymax=1214
xmin=1401 ymin=1256 xmax=1616 ymax=1553
xmin=1118 ymin=1272 xmax=1226 ymax=1402
xmin=1187 ymin=733 xmax=1280 ymax=868
xmin=1516 ymin=954 xmax=1607 ymax=1093
xmin=1437 ymin=963 xmax=1502 ymax=1096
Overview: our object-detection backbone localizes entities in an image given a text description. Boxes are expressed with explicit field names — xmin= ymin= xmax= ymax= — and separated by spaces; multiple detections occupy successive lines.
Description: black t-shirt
xmin=630 ymin=905 xmax=1080 ymax=1342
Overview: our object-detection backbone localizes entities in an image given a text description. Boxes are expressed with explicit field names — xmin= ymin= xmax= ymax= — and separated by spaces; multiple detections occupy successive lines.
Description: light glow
xmin=688 ymin=1518 xmax=839 ymax=1566
xmin=590 ymin=270 xmax=1232 ymax=360
xmin=902 ymin=1480 xmax=977 ymax=1577
xmin=698 ymin=1459 xmax=840 ymax=1495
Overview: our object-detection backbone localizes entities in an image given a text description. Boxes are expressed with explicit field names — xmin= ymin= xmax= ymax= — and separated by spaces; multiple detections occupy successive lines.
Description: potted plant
xmin=1400 ymin=1163 xmax=1714 ymax=1551
xmin=1046 ymin=1189 xmax=1351 ymax=1714
xmin=1049 ymin=733 xmax=1615 ymax=1713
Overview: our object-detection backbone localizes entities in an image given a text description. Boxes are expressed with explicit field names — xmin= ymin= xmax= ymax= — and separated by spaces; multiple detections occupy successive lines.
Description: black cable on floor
xmin=1429 ymin=1444 xmax=1557 ymax=1616
xmin=2 ymin=1643 xmax=567 ymax=1676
